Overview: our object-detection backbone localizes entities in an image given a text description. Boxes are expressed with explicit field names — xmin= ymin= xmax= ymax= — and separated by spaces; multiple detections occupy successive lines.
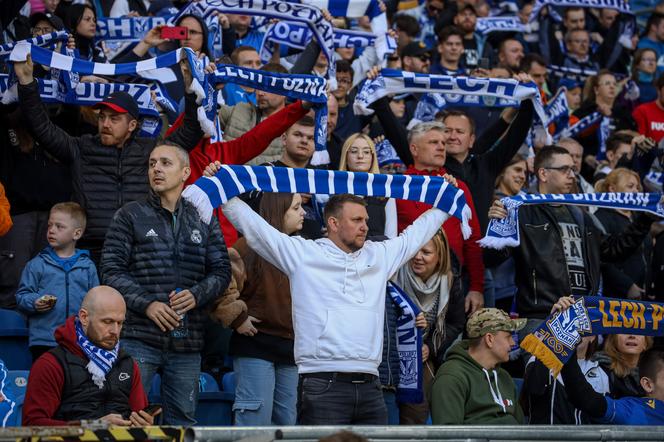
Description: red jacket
xmin=396 ymin=166 xmax=484 ymax=293
xmin=22 ymin=316 xmax=148 ymax=426
xmin=167 ymin=101 xmax=309 ymax=247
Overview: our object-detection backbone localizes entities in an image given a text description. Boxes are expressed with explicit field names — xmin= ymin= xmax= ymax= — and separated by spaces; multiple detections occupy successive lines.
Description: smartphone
xmin=478 ymin=57 xmax=490 ymax=70
xmin=160 ymin=26 xmax=188 ymax=40
xmin=143 ymin=404 xmax=162 ymax=416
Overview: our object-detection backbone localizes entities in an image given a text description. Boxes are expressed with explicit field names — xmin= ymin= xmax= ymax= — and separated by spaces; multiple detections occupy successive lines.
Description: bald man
xmin=22 ymin=286 xmax=155 ymax=426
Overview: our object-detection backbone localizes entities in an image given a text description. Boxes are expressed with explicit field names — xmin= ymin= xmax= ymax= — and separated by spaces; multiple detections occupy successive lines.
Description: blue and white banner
xmin=354 ymin=69 xmax=547 ymax=127
xmin=0 ymin=31 xmax=70 ymax=58
xmin=530 ymin=0 xmax=631 ymax=22
xmin=387 ymin=281 xmax=423 ymax=404
xmin=475 ymin=16 xmax=530 ymax=36
xmin=182 ymin=165 xmax=474 ymax=238
xmin=175 ymin=0 xmax=336 ymax=84
xmin=480 ymin=192 xmax=664 ymax=249
xmin=259 ymin=21 xmax=396 ymax=64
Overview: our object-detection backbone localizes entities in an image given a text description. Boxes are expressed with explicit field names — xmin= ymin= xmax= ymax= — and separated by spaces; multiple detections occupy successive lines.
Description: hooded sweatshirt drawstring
xmin=483 ymin=368 xmax=507 ymax=413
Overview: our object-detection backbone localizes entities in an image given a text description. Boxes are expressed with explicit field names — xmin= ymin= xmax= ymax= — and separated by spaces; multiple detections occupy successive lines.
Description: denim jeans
xmin=297 ymin=374 xmax=388 ymax=425
xmin=233 ymin=357 xmax=298 ymax=426
xmin=122 ymin=339 xmax=200 ymax=426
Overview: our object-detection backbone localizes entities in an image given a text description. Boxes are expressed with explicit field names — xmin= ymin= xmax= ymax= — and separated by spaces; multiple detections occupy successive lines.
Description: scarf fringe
xmin=478 ymin=236 xmax=520 ymax=249
xmin=86 ymin=360 xmax=108 ymax=389
xmin=520 ymin=333 xmax=563 ymax=377
xmin=461 ymin=205 xmax=472 ymax=240
xmin=182 ymin=183 xmax=214 ymax=224
xmin=310 ymin=150 xmax=331 ymax=167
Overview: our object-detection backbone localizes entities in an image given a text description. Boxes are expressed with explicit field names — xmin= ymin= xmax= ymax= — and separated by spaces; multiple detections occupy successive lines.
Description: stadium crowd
xmin=2 ymin=0 xmax=664 ymax=429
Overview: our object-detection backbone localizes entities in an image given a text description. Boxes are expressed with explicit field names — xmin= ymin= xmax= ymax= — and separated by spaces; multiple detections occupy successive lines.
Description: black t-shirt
xmin=463 ymin=37 xmax=479 ymax=68
xmin=550 ymin=205 xmax=589 ymax=296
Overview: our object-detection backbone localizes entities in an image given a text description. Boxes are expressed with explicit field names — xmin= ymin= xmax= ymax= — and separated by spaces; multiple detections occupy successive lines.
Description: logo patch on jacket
xmin=119 ymin=372 xmax=130 ymax=381
xmin=145 ymin=229 xmax=159 ymax=238
xmin=191 ymin=229 xmax=202 ymax=244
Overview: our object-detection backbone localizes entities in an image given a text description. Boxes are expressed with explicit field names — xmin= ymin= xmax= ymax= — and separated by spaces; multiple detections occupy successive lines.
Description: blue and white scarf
xmin=408 ymin=91 xmax=520 ymax=129
xmin=646 ymin=171 xmax=663 ymax=191
xmin=0 ymin=359 xmax=16 ymax=428
xmin=354 ymin=69 xmax=548 ymax=128
xmin=182 ymin=165 xmax=473 ymax=238
xmin=259 ymin=21 xmax=396 ymax=64
xmin=529 ymin=0 xmax=631 ymax=22
xmin=387 ymin=281 xmax=423 ymax=404
xmin=542 ymin=87 xmax=570 ymax=138
xmin=96 ymin=15 xmax=224 ymax=59
xmin=475 ymin=16 xmax=530 ymax=36
xmin=75 ymin=318 xmax=119 ymax=389
xmin=0 ymin=74 xmax=171 ymax=137
xmin=479 ymin=192 xmax=664 ymax=249
xmin=376 ymin=138 xmax=404 ymax=168
xmin=301 ymin=0 xmax=389 ymax=61
xmin=0 ymin=31 xmax=70 ymax=58
xmin=557 ymin=111 xmax=602 ymax=141
xmin=548 ymin=65 xmax=597 ymax=83
xmin=176 ymin=0 xmax=336 ymax=83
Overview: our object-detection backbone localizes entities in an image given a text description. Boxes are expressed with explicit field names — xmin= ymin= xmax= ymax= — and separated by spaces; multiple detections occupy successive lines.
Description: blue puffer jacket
xmin=15 ymin=247 xmax=99 ymax=347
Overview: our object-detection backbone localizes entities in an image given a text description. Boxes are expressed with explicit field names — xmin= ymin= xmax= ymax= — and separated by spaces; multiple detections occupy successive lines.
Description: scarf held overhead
xmin=353 ymin=69 xmax=548 ymax=127
xmin=479 ymin=192 xmax=664 ymax=249
xmin=529 ymin=0 xmax=631 ymax=22
xmin=387 ymin=281 xmax=424 ymax=404
xmin=182 ymin=165 xmax=473 ymax=237
xmin=522 ymin=296 xmax=664 ymax=376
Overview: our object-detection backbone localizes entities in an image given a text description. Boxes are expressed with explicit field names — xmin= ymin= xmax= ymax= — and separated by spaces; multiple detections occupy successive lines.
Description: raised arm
xmin=222 ymin=197 xmax=305 ymax=275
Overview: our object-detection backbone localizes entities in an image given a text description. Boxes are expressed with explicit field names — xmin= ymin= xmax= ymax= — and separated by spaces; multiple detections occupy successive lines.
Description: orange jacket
xmin=0 ymin=182 xmax=12 ymax=236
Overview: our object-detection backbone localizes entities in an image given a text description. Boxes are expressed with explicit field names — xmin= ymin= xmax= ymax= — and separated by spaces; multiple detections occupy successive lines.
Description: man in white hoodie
xmin=222 ymin=192 xmax=450 ymax=424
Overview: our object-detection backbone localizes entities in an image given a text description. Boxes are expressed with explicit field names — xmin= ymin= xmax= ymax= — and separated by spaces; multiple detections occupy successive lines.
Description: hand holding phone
xmin=143 ymin=404 xmax=162 ymax=416
xmin=160 ymin=26 xmax=188 ymax=40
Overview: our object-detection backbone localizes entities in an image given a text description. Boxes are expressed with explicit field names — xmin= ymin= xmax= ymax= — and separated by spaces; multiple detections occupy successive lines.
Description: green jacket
xmin=431 ymin=340 xmax=524 ymax=425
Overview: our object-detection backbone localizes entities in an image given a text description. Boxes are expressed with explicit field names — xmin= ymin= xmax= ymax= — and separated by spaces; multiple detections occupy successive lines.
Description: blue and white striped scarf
xmin=479 ymin=192 xmax=664 ymax=249
xmin=376 ymin=138 xmax=404 ymax=168
xmin=75 ymin=318 xmax=119 ymax=389
xmin=548 ymin=65 xmax=597 ymax=83
xmin=0 ymin=359 xmax=16 ymax=428
xmin=0 ymin=31 xmax=69 ymax=58
xmin=176 ymin=0 xmax=336 ymax=83
xmin=557 ymin=111 xmax=602 ymax=141
xmin=529 ymin=0 xmax=631 ymax=22
xmin=259 ymin=21 xmax=396 ymax=64
xmin=354 ymin=69 xmax=548 ymax=127
xmin=387 ymin=281 xmax=423 ymax=404
xmin=182 ymin=165 xmax=473 ymax=238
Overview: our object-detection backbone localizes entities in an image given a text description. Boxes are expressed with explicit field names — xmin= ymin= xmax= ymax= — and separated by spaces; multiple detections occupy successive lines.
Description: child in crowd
xmin=15 ymin=202 xmax=99 ymax=362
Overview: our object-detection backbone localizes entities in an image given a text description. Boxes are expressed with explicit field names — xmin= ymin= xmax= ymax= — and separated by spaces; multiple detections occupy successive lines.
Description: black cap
xmin=93 ymin=91 xmax=140 ymax=120
xmin=459 ymin=3 xmax=477 ymax=14
xmin=30 ymin=12 xmax=65 ymax=31
xmin=401 ymin=41 xmax=431 ymax=58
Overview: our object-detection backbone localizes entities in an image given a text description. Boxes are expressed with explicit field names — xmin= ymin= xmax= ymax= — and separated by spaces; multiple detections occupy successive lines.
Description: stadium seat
xmin=4 ymin=370 xmax=29 ymax=427
xmin=221 ymin=371 xmax=236 ymax=395
xmin=147 ymin=374 xmax=161 ymax=404
xmin=197 ymin=372 xmax=233 ymax=425
xmin=513 ymin=377 xmax=524 ymax=396
xmin=0 ymin=309 xmax=30 ymax=370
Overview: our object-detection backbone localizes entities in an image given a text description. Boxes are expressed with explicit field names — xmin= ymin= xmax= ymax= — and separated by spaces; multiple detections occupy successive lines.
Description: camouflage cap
xmin=466 ymin=308 xmax=527 ymax=338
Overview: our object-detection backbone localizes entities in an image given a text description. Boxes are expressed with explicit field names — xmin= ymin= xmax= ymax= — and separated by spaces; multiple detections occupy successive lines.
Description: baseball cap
xmin=458 ymin=3 xmax=477 ymax=14
xmin=558 ymin=78 xmax=583 ymax=91
xmin=29 ymin=12 xmax=65 ymax=31
xmin=401 ymin=41 xmax=431 ymax=59
xmin=93 ymin=91 xmax=140 ymax=120
xmin=466 ymin=308 xmax=527 ymax=338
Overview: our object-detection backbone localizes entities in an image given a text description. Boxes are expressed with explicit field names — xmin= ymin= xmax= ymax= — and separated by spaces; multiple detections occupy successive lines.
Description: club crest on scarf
xmin=544 ymin=297 xmax=592 ymax=350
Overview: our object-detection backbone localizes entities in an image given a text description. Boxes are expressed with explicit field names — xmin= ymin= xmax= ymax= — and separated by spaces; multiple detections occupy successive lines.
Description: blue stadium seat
xmin=513 ymin=377 xmax=524 ymax=396
xmin=4 ymin=370 xmax=29 ymax=427
xmin=0 ymin=309 xmax=30 ymax=370
xmin=221 ymin=371 xmax=236 ymax=395
xmin=147 ymin=374 xmax=161 ymax=404
xmin=197 ymin=372 xmax=233 ymax=425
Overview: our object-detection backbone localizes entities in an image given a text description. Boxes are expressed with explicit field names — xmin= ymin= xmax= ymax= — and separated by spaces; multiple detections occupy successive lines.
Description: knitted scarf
xmin=479 ymin=192 xmax=664 ymax=249
xmin=75 ymin=318 xmax=119 ymax=389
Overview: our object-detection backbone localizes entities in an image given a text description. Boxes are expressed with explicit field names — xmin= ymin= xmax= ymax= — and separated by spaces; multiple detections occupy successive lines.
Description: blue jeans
xmin=297 ymin=374 xmax=388 ymax=425
xmin=122 ymin=339 xmax=200 ymax=426
xmin=232 ymin=357 xmax=298 ymax=426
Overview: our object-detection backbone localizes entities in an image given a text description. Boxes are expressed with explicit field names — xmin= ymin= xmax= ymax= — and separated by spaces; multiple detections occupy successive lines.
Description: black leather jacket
xmin=491 ymin=204 xmax=653 ymax=318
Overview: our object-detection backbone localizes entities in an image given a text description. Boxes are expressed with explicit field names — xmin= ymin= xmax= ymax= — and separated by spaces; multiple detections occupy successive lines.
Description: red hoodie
xmin=396 ymin=166 xmax=484 ymax=293
xmin=22 ymin=316 xmax=147 ymax=426
xmin=166 ymin=101 xmax=309 ymax=247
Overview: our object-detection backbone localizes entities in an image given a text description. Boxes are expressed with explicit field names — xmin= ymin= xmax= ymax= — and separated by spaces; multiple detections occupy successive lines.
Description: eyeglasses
xmin=544 ymin=165 xmax=575 ymax=175
xmin=417 ymin=55 xmax=431 ymax=62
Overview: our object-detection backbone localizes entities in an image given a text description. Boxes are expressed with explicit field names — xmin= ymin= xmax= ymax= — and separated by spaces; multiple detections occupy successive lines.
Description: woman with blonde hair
xmin=392 ymin=228 xmax=465 ymax=424
xmin=337 ymin=133 xmax=397 ymax=238
xmin=593 ymin=334 xmax=653 ymax=398
xmin=595 ymin=168 xmax=652 ymax=299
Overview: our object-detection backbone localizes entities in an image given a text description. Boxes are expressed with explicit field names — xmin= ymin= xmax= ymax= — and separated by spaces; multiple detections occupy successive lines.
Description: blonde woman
xmin=392 ymin=229 xmax=465 ymax=424
xmin=595 ymin=168 xmax=652 ymax=300
xmin=338 ymin=133 xmax=397 ymax=238
xmin=593 ymin=334 xmax=653 ymax=399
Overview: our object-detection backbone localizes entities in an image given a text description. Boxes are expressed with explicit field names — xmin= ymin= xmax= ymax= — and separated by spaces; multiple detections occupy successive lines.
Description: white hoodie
xmin=222 ymin=197 xmax=449 ymax=375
